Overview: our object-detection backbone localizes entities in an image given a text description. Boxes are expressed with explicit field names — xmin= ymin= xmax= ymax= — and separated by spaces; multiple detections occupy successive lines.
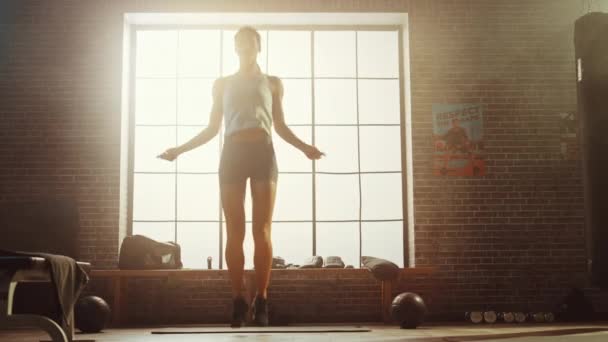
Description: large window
xmin=129 ymin=27 xmax=405 ymax=269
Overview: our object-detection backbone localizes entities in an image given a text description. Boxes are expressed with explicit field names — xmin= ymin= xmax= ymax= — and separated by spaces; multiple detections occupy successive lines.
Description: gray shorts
xmin=218 ymin=135 xmax=278 ymax=185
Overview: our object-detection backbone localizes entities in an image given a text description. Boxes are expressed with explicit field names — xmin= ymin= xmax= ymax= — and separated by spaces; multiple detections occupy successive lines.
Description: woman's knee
xmin=225 ymin=214 xmax=245 ymax=230
xmin=252 ymin=224 xmax=271 ymax=242
xmin=226 ymin=224 xmax=246 ymax=244
xmin=226 ymin=228 xmax=246 ymax=244
xmin=225 ymin=211 xmax=246 ymax=240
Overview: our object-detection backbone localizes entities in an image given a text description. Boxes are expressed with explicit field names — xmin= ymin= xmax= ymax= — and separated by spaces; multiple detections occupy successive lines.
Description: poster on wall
xmin=432 ymin=104 xmax=485 ymax=176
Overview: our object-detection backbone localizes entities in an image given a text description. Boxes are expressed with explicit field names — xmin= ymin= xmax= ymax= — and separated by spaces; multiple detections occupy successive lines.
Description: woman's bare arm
xmin=270 ymin=76 xmax=324 ymax=160
xmin=270 ymin=76 xmax=307 ymax=150
xmin=175 ymin=78 xmax=224 ymax=154
xmin=158 ymin=78 xmax=224 ymax=161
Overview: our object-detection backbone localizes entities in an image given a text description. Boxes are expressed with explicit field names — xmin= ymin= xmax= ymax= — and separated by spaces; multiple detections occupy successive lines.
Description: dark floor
xmin=2 ymin=323 xmax=608 ymax=342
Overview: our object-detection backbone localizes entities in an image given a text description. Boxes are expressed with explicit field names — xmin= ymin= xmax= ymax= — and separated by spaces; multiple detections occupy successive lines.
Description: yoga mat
xmin=151 ymin=325 xmax=371 ymax=334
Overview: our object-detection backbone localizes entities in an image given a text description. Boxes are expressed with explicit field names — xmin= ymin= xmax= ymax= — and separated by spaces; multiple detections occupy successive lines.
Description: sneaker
xmin=230 ymin=296 xmax=249 ymax=328
xmin=323 ymin=256 xmax=345 ymax=268
xmin=251 ymin=295 xmax=269 ymax=326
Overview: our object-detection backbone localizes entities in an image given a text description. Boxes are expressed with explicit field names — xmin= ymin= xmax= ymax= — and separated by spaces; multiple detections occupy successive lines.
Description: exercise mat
xmin=151 ymin=325 xmax=371 ymax=334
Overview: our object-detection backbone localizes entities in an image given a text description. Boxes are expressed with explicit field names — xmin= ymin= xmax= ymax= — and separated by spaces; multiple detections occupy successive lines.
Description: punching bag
xmin=575 ymin=12 xmax=608 ymax=288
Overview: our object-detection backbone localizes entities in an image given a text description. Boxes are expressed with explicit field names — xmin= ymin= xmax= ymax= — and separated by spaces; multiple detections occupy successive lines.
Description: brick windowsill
xmin=90 ymin=267 xmax=436 ymax=278
xmin=89 ymin=267 xmax=436 ymax=326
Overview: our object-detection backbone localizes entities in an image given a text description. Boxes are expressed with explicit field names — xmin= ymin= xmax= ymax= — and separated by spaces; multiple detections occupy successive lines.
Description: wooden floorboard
xmin=2 ymin=323 xmax=608 ymax=341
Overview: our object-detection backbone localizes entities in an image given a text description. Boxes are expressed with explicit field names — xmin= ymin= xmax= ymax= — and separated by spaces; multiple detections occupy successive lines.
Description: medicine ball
xmin=74 ymin=295 xmax=111 ymax=333
xmin=391 ymin=292 xmax=427 ymax=329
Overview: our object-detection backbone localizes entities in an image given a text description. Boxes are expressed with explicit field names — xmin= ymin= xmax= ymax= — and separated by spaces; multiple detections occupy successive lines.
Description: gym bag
xmin=118 ymin=235 xmax=183 ymax=269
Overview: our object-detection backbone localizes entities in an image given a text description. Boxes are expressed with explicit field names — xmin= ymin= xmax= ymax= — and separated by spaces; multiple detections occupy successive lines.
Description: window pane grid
xmin=355 ymin=31 xmax=364 ymax=266
xmin=132 ymin=27 xmax=404 ymax=269
xmin=310 ymin=30 xmax=317 ymax=256
xmin=134 ymin=171 xmax=401 ymax=175
xmin=134 ymin=76 xmax=398 ymax=80
xmin=135 ymin=123 xmax=400 ymax=127
xmin=134 ymin=219 xmax=404 ymax=223
xmin=173 ymin=31 xmax=180 ymax=243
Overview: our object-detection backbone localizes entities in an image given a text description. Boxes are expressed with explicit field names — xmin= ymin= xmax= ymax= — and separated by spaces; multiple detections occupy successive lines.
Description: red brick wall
xmin=88 ymin=269 xmax=399 ymax=325
xmin=0 ymin=0 xmax=124 ymax=266
xmin=408 ymin=0 xmax=595 ymax=315
xmin=1 ymin=0 xmax=605 ymax=323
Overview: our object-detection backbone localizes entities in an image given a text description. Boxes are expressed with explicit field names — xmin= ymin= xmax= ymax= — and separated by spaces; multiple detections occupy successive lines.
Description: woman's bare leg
xmin=221 ymin=181 xmax=247 ymax=299
xmin=250 ymin=180 xmax=277 ymax=299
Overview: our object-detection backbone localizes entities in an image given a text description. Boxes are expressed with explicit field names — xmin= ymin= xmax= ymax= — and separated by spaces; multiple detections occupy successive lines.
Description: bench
xmin=91 ymin=267 xmax=435 ymax=326
xmin=0 ymin=256 xmax=91 ymax=342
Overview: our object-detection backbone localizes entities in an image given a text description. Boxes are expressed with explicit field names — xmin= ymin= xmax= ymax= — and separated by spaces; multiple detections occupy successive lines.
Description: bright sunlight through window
xmin=130 ymin=27 xmax=405 ymax=269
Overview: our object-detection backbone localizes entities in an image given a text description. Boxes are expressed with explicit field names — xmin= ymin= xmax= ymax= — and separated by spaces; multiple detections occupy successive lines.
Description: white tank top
xmin=222 ymin=71 xmax=273 ymax=137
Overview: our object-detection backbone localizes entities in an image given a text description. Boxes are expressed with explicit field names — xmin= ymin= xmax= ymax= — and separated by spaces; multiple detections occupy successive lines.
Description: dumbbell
xmin=483 ymin=311 xmax=497 ymax=324
xmin=514 ymin=312 xmax=527 ymax=323
xmin=466 ymin=310 xmax=498 ymax=324
xmin=532 ymin=312 xmax=545 ymax=323
xmin=531 ymin=312 xmax=555 ymax=323
xmin=465 ymin=311 xmax=484 ymax=324
xmin=498 ymin=312 xmax=515 ymax=323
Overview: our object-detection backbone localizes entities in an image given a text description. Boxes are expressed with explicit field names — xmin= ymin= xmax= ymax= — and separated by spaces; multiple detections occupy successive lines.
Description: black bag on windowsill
xmin=361 ymin=256 xmax=399 ymax=281
xmin=118 ymin=235 xmax=183 ymax=270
